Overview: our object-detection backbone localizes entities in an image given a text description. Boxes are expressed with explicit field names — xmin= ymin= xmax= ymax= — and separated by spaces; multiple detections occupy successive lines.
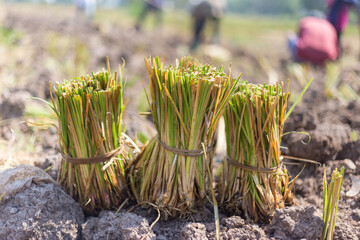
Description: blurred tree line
xmin=126 ymin=0 xmax=327 ymax=15
xmin=6 ymin=0 xmax=327 ymax=16
xmin=226 ymin=0 xmax=326 ymax=15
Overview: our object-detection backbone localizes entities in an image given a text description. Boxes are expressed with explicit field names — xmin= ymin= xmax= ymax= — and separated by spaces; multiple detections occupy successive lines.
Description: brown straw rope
xmin=226 ymin=156 xmax=282 ymax=173
xmin=226 ymin=154 xmax=320 ymax=173
xmin=61 ymin=146 xmax=123 ymax=164
xmin=281 ymin=155 xmax=321 ymax=166
xmin=157 ymin=135 xmax=215 ymax=157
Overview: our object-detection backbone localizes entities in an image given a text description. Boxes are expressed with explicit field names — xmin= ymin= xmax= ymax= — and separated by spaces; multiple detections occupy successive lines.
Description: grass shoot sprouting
xmin=321 ymin=167 xmax=345 ymax=240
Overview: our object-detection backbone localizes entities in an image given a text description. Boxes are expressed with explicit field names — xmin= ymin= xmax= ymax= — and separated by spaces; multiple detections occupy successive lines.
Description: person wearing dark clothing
xmin=325 ymin=0 xmax=359 ymax=50
xmin=190 ymin=0 xmax=226 ymax=51
xmin=135 ymin=0 xmax=163 ymax=31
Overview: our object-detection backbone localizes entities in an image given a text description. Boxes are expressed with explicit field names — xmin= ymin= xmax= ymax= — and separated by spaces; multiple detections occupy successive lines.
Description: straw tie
xmin=226 ymin=156 xmax=282 ymax=173
xmin=157 ymin=135 xmax=215 ymax=157
xmin=61 ymin=146 xmax=123 ymax=164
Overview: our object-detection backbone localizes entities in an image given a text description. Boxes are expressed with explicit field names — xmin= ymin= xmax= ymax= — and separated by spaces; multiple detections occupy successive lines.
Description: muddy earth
xmin=1 ymin=3 xmax=360 ymax=240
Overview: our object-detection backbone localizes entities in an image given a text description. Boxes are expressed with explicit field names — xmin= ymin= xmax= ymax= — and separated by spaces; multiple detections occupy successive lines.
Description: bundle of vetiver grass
xmin=219 ymin=82 xmax=293 ymax=222
xmin=54 ymin=61 xmax=133 ymax=214
xmin=130 ymin=56 xmax=239 ymax=217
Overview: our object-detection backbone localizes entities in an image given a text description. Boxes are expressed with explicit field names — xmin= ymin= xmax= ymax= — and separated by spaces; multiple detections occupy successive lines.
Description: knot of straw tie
xmin=61 ymin=146 xmax=123 ymax=164
xmin=226 ymin=156 xmax=282 ymax=173
xmin=157 ymin=135 xmax=215 ymax=157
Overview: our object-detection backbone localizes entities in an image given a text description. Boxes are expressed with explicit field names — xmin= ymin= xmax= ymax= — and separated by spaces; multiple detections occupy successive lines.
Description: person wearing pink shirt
xmin=288 ymin=16 xmax=339 ymax=64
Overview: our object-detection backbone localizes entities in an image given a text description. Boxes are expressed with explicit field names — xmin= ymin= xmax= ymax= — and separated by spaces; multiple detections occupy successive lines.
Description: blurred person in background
xmin=76 ymin=0 xmax=97 ymax=20
xmin=325 ymin=0 xmax=359 ymax=50
xmin=135 ymin=0 xmax=164 ymax=31
xmin=288 ymin=16 xmax=339 ymax=64
xmin=190 ymin=0 xmax=227 ymax=51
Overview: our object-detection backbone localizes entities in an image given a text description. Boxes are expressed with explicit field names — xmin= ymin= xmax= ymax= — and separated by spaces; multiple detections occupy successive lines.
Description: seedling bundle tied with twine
xmin=219 ymin=82 xmax=295 ymax=222
xmin=130 ymin=56 xmax=240 ymax=218
xmin=52 ymin=60 xmax=135 ymax=214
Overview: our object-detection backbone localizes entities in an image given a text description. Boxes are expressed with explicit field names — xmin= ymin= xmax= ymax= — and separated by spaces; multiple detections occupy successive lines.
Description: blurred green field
xmin=94 ymin=7 xmax=298 ymax=47
xmin=2 ymin=2 xmax=359 ymax=102
xmin=4 ymin=2 xmax=359 ymax=58
xmin=94 ymin=4 xmax=359 ymax=54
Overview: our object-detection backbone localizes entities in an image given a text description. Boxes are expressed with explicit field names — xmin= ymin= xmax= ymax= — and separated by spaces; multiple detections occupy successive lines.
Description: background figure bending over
xmin=288 ymin=16 xmax=339 ymax=64
xmin=190 ymin=0 xmax=226 ymax=51
xmin=325 ymin=0 xmax=359 ymax=51
xmin=135 ymin=0 xmax=163 ymax=31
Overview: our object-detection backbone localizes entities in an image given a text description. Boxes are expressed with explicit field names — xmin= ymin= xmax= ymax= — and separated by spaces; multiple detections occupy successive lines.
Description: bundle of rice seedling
xmin=321 ymin=167 xmax=344 ymax=240
xmin=53 ymin=59 xmax=133 ymax=214
xmin=219 ymin=82 xmax=293 ymax=222
xmin=130 ymin=56 xmax=240 ymax=218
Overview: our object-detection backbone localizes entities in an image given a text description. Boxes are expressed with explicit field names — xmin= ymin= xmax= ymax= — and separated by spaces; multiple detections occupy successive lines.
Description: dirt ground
xmin=1 ymin=3 xmax=360 ymax=240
